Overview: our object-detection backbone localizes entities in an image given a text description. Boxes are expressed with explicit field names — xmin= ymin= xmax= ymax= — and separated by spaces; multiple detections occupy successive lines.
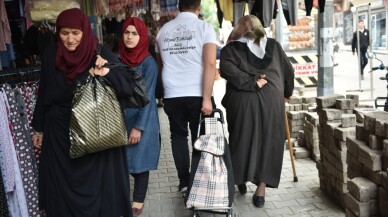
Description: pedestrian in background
xmin=219 ymin=15 xmax=294 ymax=208
xmin=155 ymin=0 xmax=217 ymax=197
xmin=31 ymin=8 xmax=132 ymax=217
xmin=352 ymin=19 xmax=370 ymax=80
xmin=119 ymin=17 xmax=161 ymax=216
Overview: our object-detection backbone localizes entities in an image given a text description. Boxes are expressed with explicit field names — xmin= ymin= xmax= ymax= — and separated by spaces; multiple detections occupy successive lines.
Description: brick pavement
xmin=130 ymin=97 xmax=346 ymax=217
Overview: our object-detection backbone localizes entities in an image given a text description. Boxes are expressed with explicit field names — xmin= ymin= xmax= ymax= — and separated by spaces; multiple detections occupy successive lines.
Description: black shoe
xmin=237 ymin=184 xmax=247 ymax=195
xmin=252 ymin=195 xmax=265 ymax=208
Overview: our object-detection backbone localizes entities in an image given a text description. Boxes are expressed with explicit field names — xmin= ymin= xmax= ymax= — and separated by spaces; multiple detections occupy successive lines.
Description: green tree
xmin=201 ymin=0 xmax=219 ymax=32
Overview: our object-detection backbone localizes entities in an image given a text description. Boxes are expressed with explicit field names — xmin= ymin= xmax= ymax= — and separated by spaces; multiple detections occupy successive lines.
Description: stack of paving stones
xmin=345 ymin=111 xmax=388 ymax=217
xmin=315 ymin=94 xmax=358 ymax=209
xmin=286 ymin=96 xmax=317 ymax=159
xmin=302 ymin=110 xmax=320 ymax=161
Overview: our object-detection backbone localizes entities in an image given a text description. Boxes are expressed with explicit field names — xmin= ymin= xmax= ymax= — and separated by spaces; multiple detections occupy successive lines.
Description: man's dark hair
xmin=178 ymin=0 xmax=201 ymax=11
xmin=359 ymin=19 xmax=364 ymax=23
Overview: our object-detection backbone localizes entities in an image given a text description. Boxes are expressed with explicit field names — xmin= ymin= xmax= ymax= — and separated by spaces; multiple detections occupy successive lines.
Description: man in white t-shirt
xmin=155 ymin=0 xmax=217 ymax=197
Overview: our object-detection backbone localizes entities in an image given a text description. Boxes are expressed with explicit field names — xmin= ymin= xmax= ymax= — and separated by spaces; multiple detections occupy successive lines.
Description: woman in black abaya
xmin=31 ymin=8 xmax=132 ymax=217
xmin=220 ymin=15 xmax=294 ymax=208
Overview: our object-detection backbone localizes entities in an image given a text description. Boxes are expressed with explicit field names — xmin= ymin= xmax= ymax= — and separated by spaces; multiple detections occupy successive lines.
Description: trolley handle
xmin=199 ymin=108 xmax=224 ymax=124
xmin=197 ymin=108 xmax=226 ymax=138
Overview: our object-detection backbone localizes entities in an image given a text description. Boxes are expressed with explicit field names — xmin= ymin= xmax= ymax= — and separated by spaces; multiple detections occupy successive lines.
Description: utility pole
xmin=317 ymin=0 xmax=334 ymax=96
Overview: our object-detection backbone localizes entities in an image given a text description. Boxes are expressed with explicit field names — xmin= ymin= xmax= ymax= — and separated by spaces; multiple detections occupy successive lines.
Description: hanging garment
xmin=250 ymin=0 xmax=275 ymax=28
xmin=151 ymin=0 xmax=161 ymax=14
xmin=214 ymin=0 xmax=224 ymax=28
xmin=0 ymin=170 xmax=10 ymax=217
xmin=3 ymin=85 xmax=40 ymax=217
xmin=219 ymin=0 xmax=233 ymax=21
xmin=0 ymin=43 xmax=16 ymax=69
xmin=160 ymin=0 xmax=178 ymax=13
xmin=96 ymin=0 xmax=109 ymax=16
xmin=0 ymin=92 xmax=29 ymax=217
xmin=278 ymin=0 xmax=298 ymax=26
xmin=0 ymin=0 xmax=11 ymax=51
xmin=305 ymin=0 xmax=326 ymax=16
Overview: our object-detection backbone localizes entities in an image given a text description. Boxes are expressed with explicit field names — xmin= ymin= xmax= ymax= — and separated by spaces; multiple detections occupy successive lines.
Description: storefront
xmin=340 ymin=0 xmax=388 ymax=51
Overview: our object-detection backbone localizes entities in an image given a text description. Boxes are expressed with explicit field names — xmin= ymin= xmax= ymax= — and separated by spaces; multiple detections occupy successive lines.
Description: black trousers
xmin=163 ymin=97 xmax=215 ymax=189
xmin=131 ymin=171 xmax=149 ymax=203
xmin=359 ymin=50 xmax=368 ymax=75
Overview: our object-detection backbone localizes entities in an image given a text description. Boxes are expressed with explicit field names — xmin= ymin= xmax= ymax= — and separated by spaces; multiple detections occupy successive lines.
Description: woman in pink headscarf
xmin=32 ymin=8 xmax=133 ymax=217
xmin=119 ymin=17 xmax=160 ymax=216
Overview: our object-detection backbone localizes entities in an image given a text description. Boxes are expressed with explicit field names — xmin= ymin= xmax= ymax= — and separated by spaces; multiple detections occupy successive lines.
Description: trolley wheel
xmin=192 ymin=211 xmax=200 ymax=217
xmin=227 ymin=210 xmax=233 ymax=217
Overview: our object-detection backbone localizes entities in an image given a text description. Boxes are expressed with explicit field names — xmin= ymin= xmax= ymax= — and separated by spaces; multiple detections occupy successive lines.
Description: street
xmin=306 ymin=47 xmax=388 ymax=108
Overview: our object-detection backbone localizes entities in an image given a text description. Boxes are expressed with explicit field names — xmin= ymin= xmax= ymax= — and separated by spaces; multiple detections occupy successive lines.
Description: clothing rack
xmin=0 ymin=66 xmax=41 ymax=77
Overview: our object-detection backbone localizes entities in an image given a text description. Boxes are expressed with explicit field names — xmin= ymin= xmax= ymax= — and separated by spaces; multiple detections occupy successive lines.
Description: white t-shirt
xmin=156 ymin=12 xmax=217 ymax=98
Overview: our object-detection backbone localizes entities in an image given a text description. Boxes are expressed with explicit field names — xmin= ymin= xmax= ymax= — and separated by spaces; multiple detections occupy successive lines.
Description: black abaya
xmin=32 ymin=45 xmax=132 ymax=217
xmin=220 ymin=39 xmax=294 ymax=188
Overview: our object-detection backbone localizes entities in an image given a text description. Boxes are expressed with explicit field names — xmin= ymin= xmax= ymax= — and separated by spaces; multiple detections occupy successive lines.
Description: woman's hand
xmin=256 ymin=74 xmax=267 ymax=89
xmin=90 ymin=55 xmax=110 ymax=77
xmin=32 ymin=133 xmax=43 ymax=150
xmin=128 ymin=128 xmax=142 ymax=145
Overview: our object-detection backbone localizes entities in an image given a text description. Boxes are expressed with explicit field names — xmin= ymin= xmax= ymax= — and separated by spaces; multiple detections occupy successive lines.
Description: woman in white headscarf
xmin=220 ymin=15 xmax=294 ymax=208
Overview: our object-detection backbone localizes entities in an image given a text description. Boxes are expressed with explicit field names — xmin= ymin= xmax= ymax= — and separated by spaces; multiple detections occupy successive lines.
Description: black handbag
xmin=126 ymin=67 xmax=150 ymax=108
xmin=103 ymin=62 xmax=150 ymax=108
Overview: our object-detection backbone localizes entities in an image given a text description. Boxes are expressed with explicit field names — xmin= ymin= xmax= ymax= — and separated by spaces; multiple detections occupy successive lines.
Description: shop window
xmin=371 ymin=11 xmax=386 ymax=49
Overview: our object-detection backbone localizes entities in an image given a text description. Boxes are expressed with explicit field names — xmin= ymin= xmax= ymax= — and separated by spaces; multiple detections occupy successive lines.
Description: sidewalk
xmin=131 ymin=78 xmax=346 ymax=217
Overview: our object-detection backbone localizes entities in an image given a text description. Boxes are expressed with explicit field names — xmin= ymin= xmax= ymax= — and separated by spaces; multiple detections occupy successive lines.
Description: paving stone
xmin=368 ymin=134 xmax=384 ymax=150
xmin=302 ymin=97 xmax=316 ymax=104
xmin=355 ymin=123 xmax=369 ymax=142
xmin=361 ymin=168 xmax=384 ymax=186
xmin=364 ymin=111 xmax=388 ymax=134
xmin=358 ymin=143 xmax=383 ymax=171
xmin=341 ymin=114 xmax=356 ymax=128
xmin=353 ymin=109 xmax=366 ymax=123
xmin=375 ymin=119 xmax=387 ymax=138
xmin=347 ymin=152 xmax=362 ymax=179
xmin=385 ymin=122 xmax=388 ymax=139
xmin=287 ymin=111 xmax=301 ymax=119
xmin=335 ymin=139 xmax=347 ymax=152
xmin=384 ymin=139 xmax=388 ymax=157
xmin=345 ymin=209 xmax=357 ymax=217
xmin=346 ymin=136 xmax=364 ymax=158
xmin=344 ymin=192 xmax=377 ymax=217
xmin=334 ymin=127 xmax=356 ymax=142
xmin=379 ymin=187 xmax=388 ymax=217
xmin=381 ymin=172 xmax=388 ymax=190
xmin=293 ymin=147 xmax=310 ymax=159
xmin=336 ymin=99 xmax=356 ymax=110
xmin=316 ymin=94 xmax=345 ymax=108
xmin=347 ymin=177 xmax=378 ymax=202
xmin=265 ymin=207 xmax=294 ymax=216
xmin=321 ymin=108 xmax=343 ymax=121
xmin=289 ymin=96 xmax=303 ymax=104
xmin=346 ymin=94 xmax=359 ymax=106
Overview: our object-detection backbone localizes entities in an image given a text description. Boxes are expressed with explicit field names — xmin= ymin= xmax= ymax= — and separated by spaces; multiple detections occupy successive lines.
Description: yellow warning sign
xmin=288 ymin=55 xmax=318 ymax=87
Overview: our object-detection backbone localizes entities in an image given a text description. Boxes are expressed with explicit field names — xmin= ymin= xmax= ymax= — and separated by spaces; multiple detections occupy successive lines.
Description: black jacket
xmin=352 ymin=29 xmax=370 ymax=53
